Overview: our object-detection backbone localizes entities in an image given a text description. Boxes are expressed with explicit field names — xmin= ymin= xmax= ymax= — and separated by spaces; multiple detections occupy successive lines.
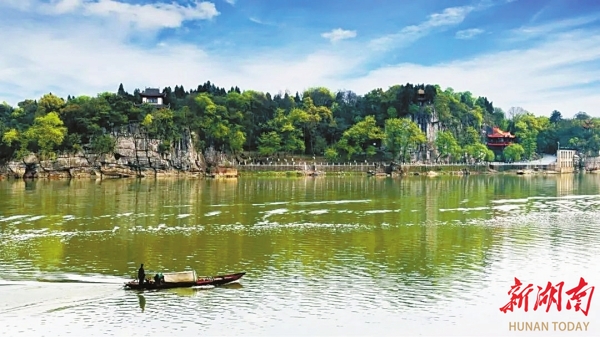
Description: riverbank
xmin=235 ymin=161 xmax=570 ymax=177
xmin=0 ymin=163 xmax=575 ymax=180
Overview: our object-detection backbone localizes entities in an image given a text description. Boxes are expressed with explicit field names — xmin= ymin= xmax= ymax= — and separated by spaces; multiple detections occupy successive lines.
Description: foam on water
xmin=439 ymin=207 xmax=491 ymax=212
xmin=252 ymin=201 xmax=290 ymax=206
xmin=0 ymin=215 xmax=29 ymax=222
xmin=296 ymin=199 xmax=372 ymax=206
xmin=262 ymin=208 xmax=288 ymax=218
xmin=37 ymin=273 xmax=128 ymax=284
xmin=364 ymin=209 xmax=396 ymax=214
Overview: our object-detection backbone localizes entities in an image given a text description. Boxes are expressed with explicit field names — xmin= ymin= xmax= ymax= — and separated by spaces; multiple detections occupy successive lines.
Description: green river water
xmin=0 ymin=175 xmax=599 ymax=336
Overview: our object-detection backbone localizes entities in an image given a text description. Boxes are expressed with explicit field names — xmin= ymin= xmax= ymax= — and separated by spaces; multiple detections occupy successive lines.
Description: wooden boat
xmin=124 ymin=271 xmax=245 ymax=290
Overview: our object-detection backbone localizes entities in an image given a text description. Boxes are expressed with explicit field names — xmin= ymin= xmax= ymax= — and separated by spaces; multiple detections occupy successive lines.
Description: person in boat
xmin=138 ymin=264 xmax=145 ymax=285
xmin=154 ymin=273 xmax=161 ymax=286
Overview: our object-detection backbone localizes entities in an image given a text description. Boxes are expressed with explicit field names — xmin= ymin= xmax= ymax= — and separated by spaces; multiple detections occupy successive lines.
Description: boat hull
xmin=124 ymin=272 xmax=245 ymax=290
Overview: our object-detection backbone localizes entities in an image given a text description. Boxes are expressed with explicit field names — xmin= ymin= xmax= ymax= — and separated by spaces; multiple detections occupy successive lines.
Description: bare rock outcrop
xmin=1 ymin=124 xmax=206 ymax=179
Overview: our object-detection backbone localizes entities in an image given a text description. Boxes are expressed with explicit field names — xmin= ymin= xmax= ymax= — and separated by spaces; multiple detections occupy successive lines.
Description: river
xmin=0 ymin=175 xmax=598 ymax=336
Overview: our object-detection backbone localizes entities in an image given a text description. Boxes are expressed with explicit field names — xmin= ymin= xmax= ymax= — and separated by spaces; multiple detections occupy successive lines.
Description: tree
xmin=574 ymin=112 xmax=591 ymax=121
xmin=513 ymin=113 xmax=549 ymax=160
xmin=37 ymin=93 xmax=65 ymax=116
xmin=435 ymin=130 xmax=462 ymax=162
xmin=383 ymin=118 xmax=426 ymax=162
xmin=117 ymin=83 xmax=127 ymax=96
xmin=465 ymin=143 xmax=495 ymax=162
xmin=324 ymin=147 xmax=339 ymax=162
xmin=296 ymin=97 xmax=333 ymax=154
xmin=302 ymin=87 xmax=335 ymax=107
xmin=336 ymin=116 xmax=385 ymax=160
xmin=228 ymin=129 xmax=246 ymax=154
xmin=265 ymin=108 xmax=304 ymax=155
xmin=507 ymin=107 xmax=526 ymax=121
xmin=549 ymin=110 xmax=562 ymax=124
xmin=257 ymin=131 xmax=282 ymax=156
xmin=23 ymin=112 xmax=68 ymax=160
xmin=90 ymin=134 xmax=116 ymax=155
xmin=503 ymin=144 xmax=525 ymax=162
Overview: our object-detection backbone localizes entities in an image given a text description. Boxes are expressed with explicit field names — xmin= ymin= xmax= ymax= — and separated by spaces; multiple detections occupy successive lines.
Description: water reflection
xmin=137 ymin=293 xmax=146 ymax=312
xmin=24 ymin=180 xmax=36 ymax=191
xmin=0 ymin=175 xmax=599 ymax=336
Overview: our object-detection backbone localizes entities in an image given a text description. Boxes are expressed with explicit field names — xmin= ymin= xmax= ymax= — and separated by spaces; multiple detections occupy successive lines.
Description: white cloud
xmin=455 ymin=28 xmax=484 ymax=39
xmin=0 ymin=4 xmax=599 ymax=118
xmin=509 ymin=14 xmax=600 ymax=41
xmin=224 ymin=0 xmax=236 ymax=5
xmin=370 ymin=5 xmax=476 ymax=50
xmin=249 ymin=17 xmax=277 ymax=26
xmin=321 ymin=28 xmax=357 ymax=43
xmin=0 ymin=19 xmax=364 ymax=106
xmin=6 ymin=0 xmax=220 ymax=30
xmin=343 ymin=28 xmax=600 ymax=117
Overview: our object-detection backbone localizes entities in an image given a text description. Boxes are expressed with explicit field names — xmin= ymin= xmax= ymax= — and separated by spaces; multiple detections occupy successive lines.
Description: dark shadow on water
xmin=137 ymin=293 xmax=146 ymax=312
xmin=220 ymin=282 xmax=244 ymax=290
xmin=24 ymin=179 xmax=36 ymax=191
xmin=166 ymin=282 xmax=245 ymax=297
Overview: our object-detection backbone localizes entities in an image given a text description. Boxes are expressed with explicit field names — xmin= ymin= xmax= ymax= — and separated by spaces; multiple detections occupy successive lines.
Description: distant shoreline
xmin=0 ymin=163 xmax=580 ymax=180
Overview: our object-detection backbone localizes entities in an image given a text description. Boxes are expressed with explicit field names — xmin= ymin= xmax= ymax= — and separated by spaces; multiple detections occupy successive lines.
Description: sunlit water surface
xmin=0 ymin=175 xmax=599 ymax=336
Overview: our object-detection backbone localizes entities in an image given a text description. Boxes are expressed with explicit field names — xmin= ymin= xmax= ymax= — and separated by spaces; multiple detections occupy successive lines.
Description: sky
xmin=1 ymin=0 xmax=599 ymax=118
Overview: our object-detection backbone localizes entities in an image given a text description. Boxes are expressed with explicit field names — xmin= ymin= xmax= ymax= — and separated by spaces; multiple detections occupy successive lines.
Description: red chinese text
xmin=500 ymin=277 xmax=594 ymax=316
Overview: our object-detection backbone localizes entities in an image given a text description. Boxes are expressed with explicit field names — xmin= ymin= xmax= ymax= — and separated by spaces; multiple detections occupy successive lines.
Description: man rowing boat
xmin=138 ymin=263 xmax=145 ymax=285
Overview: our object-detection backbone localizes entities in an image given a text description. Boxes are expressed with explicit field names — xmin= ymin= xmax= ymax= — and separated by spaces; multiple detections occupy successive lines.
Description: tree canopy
xmin=0 ymin=82 xmax=596 ymax=164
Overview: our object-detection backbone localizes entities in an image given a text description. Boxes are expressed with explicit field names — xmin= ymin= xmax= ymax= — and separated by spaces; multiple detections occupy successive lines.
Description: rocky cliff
xmin=0 ymin=125 xmax=206 ymax=179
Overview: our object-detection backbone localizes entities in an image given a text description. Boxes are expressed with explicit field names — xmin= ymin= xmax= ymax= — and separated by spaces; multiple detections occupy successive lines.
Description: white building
xmin=555 ymin=149 xmax=576 ymax=173
xmin=140 ymin=88 xmax=167 ymax=107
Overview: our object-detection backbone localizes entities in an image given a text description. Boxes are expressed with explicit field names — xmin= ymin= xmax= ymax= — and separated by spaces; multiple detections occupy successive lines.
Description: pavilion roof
xmin=488 ymin=126 xmax=515 ymax=138
xmin=140 ymin=88 xmax=164 ymax=97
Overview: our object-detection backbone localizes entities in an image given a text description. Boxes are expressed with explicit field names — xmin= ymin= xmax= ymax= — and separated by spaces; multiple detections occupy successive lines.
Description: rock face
xmin=1 ymin=125 xmax=206 ymax=179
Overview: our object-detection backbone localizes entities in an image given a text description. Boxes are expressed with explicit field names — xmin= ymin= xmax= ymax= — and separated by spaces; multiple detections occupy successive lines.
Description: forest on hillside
xmin=0 ymin=81 xmax=598 ymax=165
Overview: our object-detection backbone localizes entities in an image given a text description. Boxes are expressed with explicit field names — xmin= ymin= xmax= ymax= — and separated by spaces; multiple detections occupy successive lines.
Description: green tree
xmin=23 ymin=112 xmax=68 ymax=160
xmin=37 ymin=93 xmax=65 ymax=116
xmin=549 ymin=110 xmax=562 ymax=124
xmin=336 ymin=116 xmax=385 ymax=160
xmin=435 ymin=130 xmax=462 ymax=162
xmin=296 ymin=96 xmax=333 ymax=154
xmin=465 ymin=143 xmax=494 ymax=162
xmin=90 ymin=134 xmax=116 ymax=155
xmin=503 ymin=143 xmax=525 ymax=162
xmin=324 ymin=147 xmax=339 ymax=162
xmin=257 ymin=131 xmax=282 ymax=156
xmin=383 ymin=118 xmax=426 ymax=162
xmin=265 ymin=109 xmax=305 ymax=155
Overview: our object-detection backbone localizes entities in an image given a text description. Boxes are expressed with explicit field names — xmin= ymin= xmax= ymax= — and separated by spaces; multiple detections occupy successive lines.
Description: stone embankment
xmin=0 ymin=128 xmax=205 ymax=179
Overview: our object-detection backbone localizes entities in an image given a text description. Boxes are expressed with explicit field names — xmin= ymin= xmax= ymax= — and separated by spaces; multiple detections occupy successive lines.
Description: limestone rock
xmin=1 ymin=125 xmax=207 ymax=179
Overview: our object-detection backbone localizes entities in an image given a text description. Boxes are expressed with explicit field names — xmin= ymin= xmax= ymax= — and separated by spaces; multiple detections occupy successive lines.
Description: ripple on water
xmin=2 ymin=184 xmax=600 ymax=336
xmin=296 ymin=199 xmax=371 ymax=206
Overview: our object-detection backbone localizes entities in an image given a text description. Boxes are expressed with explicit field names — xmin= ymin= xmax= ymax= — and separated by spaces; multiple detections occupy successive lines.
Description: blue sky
xmin=1 ymin=0 xmax=599 ymax=117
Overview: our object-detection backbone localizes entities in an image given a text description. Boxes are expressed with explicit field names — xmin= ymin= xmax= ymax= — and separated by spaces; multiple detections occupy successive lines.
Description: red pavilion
xmin=486 ymin=127 xmax=515 ymax=150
